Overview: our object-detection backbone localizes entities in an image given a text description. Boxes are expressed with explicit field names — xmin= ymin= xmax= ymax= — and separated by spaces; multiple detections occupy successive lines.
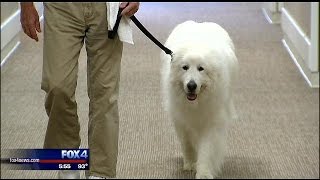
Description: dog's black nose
xmin=187 ymin=80 xmax=197 ymax=92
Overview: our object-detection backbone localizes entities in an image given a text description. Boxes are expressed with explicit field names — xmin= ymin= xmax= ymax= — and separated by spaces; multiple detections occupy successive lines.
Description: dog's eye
xmin=198 ymin=66 xmax=204 ymax=71
xmin=182 ymin=65 xmax=189 ymax=71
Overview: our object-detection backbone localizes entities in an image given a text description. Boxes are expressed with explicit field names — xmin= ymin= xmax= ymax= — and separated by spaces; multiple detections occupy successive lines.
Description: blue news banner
xmin=1 ymin=149 xmax=89 ymax=170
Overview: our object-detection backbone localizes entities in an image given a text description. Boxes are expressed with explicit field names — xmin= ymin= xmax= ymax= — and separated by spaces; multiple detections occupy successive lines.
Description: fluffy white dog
xmin=161 ymin=21 xmax=238 ymax=179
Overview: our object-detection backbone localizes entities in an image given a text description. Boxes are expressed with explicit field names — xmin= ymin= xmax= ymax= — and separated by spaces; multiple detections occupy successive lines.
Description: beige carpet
xmin=1 ymin=2 xmax=319 ymax=179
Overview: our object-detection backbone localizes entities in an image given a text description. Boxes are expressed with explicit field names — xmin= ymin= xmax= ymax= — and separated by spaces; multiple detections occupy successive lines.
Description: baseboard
xmin=1 ymin=40 xmax=21 ymax=67
xmin=280 ymin=8 xmax=318 ymax=88
xmin=281 ymin=8 xmax=310 ymax=65
xmin=282 ymin=38 xmax=319 ymax=88
xmin=1 ymin=10 xmax=21 ymax=51
xmin=1 ymin=10 xmax=21 ymax=67
xmin=262 ymin=8 xmax=281 ymax=24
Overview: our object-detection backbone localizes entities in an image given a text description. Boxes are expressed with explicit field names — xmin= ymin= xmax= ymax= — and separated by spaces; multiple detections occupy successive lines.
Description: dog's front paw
xmin=195 ymin=172 xmax=214 ymax=179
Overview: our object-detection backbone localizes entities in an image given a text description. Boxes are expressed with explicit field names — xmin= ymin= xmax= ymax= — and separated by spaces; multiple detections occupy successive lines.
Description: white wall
xmin=1 ymin=2 xmax=43 ymax=67
xmin=281 ymin=2 xmax=319 ymax=88
xmin=1 ymin=2 xmax=21 ymax=66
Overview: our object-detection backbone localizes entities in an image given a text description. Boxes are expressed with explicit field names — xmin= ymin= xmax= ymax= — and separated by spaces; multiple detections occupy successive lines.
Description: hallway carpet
xmin=1 ymin=2 xmax=319 ymax=179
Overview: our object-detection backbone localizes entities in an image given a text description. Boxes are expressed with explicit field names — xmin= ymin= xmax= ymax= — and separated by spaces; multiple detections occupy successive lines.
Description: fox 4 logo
xmin=61 ymin=149 xmax=88 ymax=159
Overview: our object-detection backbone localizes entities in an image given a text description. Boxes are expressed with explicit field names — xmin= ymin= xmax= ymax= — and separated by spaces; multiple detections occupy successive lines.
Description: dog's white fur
xmin=161 ymin=21 xmax=238 ymax=179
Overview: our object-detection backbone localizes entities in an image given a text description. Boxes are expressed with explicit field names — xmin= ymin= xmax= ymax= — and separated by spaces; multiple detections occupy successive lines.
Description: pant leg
xmin=84 ymin=3 xmax=123 ymax=178
xmin=42 ymin=3 xmax=86 ymax=148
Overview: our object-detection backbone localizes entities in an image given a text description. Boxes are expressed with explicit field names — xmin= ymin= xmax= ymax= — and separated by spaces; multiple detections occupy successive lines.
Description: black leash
xmin=108 ymin=7 xmax=173 ymax=59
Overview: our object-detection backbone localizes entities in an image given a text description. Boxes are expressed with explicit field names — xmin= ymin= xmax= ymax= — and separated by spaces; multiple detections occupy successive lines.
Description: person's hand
xmin=120 ymin=2 xmax=140 ymax=17
xmin=20 ymin=2 xmax=41 ymax=42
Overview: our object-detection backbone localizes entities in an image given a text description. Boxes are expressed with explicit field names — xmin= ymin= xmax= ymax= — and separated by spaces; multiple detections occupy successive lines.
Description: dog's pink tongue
xmin=187 ymin=94 xmax=197 ymax=101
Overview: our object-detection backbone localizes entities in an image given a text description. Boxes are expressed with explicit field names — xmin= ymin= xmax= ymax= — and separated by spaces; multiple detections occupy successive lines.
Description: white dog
xmin=161 ymin=21 xmax=238 ymax=179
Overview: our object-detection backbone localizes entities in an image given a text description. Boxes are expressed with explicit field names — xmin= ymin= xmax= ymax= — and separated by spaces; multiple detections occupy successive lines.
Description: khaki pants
xmin=41 ymin=3 xmax=123 ymax=178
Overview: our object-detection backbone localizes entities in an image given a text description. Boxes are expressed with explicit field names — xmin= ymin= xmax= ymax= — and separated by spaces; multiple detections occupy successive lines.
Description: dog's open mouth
xmin=187 ymin=93 xmax=197 ymax=101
